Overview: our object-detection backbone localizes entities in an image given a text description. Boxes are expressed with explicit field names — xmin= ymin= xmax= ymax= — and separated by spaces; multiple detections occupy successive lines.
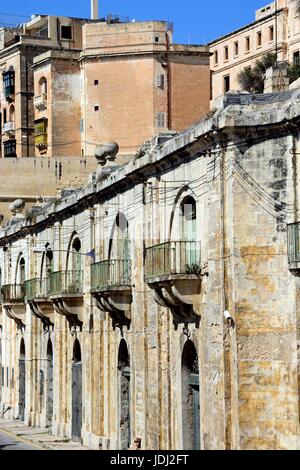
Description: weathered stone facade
xmin=1 ymin=89 xmax=300 ymax=449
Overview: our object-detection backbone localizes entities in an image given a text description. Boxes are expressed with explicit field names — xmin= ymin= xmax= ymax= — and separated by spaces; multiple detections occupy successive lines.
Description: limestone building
xmin=209 ymin=0 xmax=300 ymax=100
xmin=0 ymin=12 xmax=210 ymax=222
xmin=1 ymin=88 xmax=300 ymax=450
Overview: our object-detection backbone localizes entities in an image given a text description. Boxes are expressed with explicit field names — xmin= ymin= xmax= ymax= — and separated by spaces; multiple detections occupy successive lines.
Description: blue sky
xmin=0 ymin=1 xmax=270 ymax=43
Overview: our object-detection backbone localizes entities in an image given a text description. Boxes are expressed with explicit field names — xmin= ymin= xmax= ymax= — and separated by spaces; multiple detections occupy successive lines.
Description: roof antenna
xmin=91 ymin=0 xmax=99 ymax=20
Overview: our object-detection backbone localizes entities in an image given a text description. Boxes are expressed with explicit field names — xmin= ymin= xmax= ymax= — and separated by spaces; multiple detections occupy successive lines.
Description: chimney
xmin=91 ymin=0 xmax=99 ymax=20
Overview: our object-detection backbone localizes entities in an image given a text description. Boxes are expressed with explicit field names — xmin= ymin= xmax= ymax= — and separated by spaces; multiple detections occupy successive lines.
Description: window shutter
xmin=156 ymin=112 xmax=166 ymax=128
xmin=156 ymin=74 xmax=165 ymax=88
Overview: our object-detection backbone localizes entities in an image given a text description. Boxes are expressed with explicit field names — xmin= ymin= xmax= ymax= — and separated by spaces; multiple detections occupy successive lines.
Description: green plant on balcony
xmin=185 ymin=264 xmax=201 ymax=275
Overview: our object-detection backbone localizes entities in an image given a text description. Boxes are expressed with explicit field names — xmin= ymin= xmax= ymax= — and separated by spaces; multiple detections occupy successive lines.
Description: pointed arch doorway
xmin=19 ymin=338 xmax=26 ymax=421
xmin=71 ymin=339 xmax=82 ymax=441
xmin=46 ymin=339 xmax=53 ymax=426
xmin=118 ymin=339 xmax=131 ymax=449
xmin=181 ymin=340 xmax=200 ymax=450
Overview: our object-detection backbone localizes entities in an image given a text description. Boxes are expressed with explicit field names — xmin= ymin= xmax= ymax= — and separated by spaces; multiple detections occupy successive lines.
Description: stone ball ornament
xmin=95 ymin=142 xmax=119 ymax=166
xmin=9 ymin=199 xmax=26 ymax=217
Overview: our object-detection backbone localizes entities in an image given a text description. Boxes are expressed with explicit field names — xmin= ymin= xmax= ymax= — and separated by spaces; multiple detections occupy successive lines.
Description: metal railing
xmin=1 ymin=284 xmax=25 ymax=303
xmin=24 ymin=278 xmax=50 ymax=301
xmin=49 ymin=270 xmax=83 ymax=296
xmin=34 ymin=93 xmax=47 ymax=110
xmin=145 ymin=241 xmax=201 ymax=280
xmin=287 ymin=222 xmax=300 ymax=263
xmin=91 ymin=259 xmax=131 ymax=291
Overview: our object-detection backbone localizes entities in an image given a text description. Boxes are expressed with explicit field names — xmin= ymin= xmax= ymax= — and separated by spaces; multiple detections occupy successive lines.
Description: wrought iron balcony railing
xmin=145 ymin=241 xmax=201 ymax=281
xmin=287 ymin=222 xmax=300 ymax=265
xmin=34 ymin=93 xmax=47 ymax=110
xmin=91 ymin=259 xmax=132 ymax=291
xmin=24 ymin=278 xmax=50 ymax=301
xmin=1 ymin=284 xmax=25 ymax=304
xmin=49 ymin=270 xmax=83 ymax=296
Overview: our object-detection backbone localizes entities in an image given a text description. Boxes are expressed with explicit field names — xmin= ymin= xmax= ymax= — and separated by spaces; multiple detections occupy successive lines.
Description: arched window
xmin=71 ymin=237 xmax=82 ymax=272
xmin=181 ymin=340 xmax=200 ymax=450
xmin=19 ymin=257 xmax=25 ymax=285
xmin=109 ymin=213 xmax=130 ymax=260
xmin=39 ymin=77 xmax=47 ymax=98
xmin=180 ymin=196 xmax=196 ymax=242
xmin=9 ymin=104 xmax=15 ymax=123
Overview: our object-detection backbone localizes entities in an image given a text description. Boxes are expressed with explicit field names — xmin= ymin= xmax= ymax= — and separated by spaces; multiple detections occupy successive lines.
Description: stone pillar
xmin=264 ymin=65 xmax=290 ymax=93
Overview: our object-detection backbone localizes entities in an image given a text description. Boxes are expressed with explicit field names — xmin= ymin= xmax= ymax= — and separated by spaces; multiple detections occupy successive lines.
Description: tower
xmin=91 ymin=0 xmax=99 ymax=20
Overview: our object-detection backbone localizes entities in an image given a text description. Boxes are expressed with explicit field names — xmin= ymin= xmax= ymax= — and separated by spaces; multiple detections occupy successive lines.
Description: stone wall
xmin=1 ymin=90 xmax=300 ymax=449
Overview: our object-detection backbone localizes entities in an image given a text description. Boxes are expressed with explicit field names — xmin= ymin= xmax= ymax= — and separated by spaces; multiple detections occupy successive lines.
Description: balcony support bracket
xmin=153 ymin=285 xmax=200 ymax=329
xmin=92 ymin=292 xmax=131 ymax=330
xmin=28 ymin=300 xmax=54 ymax=331
xmin=52 ymin=299 xmax=83 ymax=330
xmin=4 ymin=306 xmax=26 ymax=331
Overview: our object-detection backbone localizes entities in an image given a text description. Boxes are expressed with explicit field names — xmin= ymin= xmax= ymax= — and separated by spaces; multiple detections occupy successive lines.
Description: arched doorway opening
xmin=19 ymin=338 xmax=26 ymax=421
xmin=118 ymin=339 xmax=130 ymax=449
xmin=46 ymin=339 xmax=53 ymax=426
xmin=181 ymin=340 xmax=200 ymax=450
xmin=71 ymin=339 xmax=82 ymax=441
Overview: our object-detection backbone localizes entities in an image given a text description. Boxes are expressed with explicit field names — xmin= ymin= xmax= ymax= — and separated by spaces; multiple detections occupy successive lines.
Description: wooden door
xmin=71 ymin=362 xmax=82 ymax=441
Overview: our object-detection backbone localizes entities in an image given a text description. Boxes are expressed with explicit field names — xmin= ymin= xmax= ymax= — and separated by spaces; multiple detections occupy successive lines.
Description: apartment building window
xmin=224 ymin=46 xmax=229 ymax=61
xmin=61 ymin=26 xmax=72 ymax=40
xmin=94 ymin=104 xmax=99 ymax=111
xmin=2 ymin=70 xmax=15 ymax=98
xmin=245 ymin=36 xmax=250 ymax=52
xmin=214 ymin=50 xmax=218 ymax=65
xmin=224 ymin=75 xmax=230 ymax=93
xmin=234 ymin=42 xmax=239 ymax=56
xmin=38 ymin=26 xmax=48 ymax=38
xmin=156 ymin=74 xmax=165 ymax=88
xmin=257 ymin=31 xmax=262 ymax=47
xmin=4 ymin=139 xmax=17 ymax=158
xmin=94 ymin=80 xmax=99 ymax=86
xmin=269 ymin=26 xmax=274 ymax=42
xmin=293 ymin=51 xmax=300 ymax=64
xmin=156 ymin=112 xmax=166 ymax=128
xmin=39 ymin=77 xmax=47 ymax=98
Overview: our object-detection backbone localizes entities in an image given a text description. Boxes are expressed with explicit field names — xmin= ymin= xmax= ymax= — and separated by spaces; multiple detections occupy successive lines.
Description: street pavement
xmin=0 ymin=418 xmax=88 ymax=450
xmin=0 ymin=429 xmax=40 ymax=450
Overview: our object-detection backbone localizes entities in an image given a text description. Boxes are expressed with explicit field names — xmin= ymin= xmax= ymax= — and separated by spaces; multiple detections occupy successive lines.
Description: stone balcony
xmin=3 ymin=121 xmax=15 ymax=135
xmin=1 ymin=283 xmax=25 ymax=304
xmin=24 ymin=278 xmax=53 ymax=330
xmin=48 ymin=270 xmax=83 ymax=329
xmin=91 ymin=259 xmax=132 ymax=329
xmin=1 ymin=283 xmax=26 ymax=330
xmin=145 ymin=241 xmax=202 ymax=327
